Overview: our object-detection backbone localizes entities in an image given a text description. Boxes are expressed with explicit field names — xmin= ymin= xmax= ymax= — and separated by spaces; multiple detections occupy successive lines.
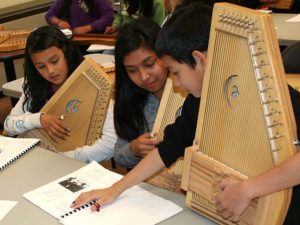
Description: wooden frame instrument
xmin=24 ymin=57 xmax=114 ymax=152
xmin=181 ymin=3 xmax=297 ymax=225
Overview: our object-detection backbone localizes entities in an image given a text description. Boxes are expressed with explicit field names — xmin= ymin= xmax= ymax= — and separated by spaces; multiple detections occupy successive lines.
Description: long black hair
xmin=23 ymin=25 xmax=83 ymax=112
xmin=114 ymin=18 xmax=160 ymax=141
xmin=61 ymin=0 xmax=96 ymax=19
xmin=124 ymin=0 xmax=153 ymax=18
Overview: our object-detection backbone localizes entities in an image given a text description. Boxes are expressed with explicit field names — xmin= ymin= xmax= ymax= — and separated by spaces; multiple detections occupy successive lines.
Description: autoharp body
xmin=0 ymin=27 xmax=31 ymax=52
xmin=260 ymin=0 xmax=294 ymax=9
xmin=146 ymin=77 xmax=187 ymax=191
xmin=181 ymin=3 xmax=297 ymax=225
xmin=24 ymin=57 xmax=114 ymax=152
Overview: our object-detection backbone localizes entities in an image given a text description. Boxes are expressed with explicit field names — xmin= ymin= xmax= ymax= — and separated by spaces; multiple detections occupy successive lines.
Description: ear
xmin=192 ymin=50 xmax=207 ymax=67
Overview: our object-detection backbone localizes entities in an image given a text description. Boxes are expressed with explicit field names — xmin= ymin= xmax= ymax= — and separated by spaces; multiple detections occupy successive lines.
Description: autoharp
xmin=181 ymin=3 xmax=297 ymax=225
xmin=146 ymin=77 xmax=187 ymax=191
xmin=260 ymin=0 xmax=294 ymax=9
xmin=0 ymin=26 xmax=31 ymax=52
xmin=24 ymin=57 xmax=114 ymax=152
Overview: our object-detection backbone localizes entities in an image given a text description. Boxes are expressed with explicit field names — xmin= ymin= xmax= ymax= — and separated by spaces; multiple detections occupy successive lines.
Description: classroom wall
xmin=0 ymin=13 xmax=47 ymax=91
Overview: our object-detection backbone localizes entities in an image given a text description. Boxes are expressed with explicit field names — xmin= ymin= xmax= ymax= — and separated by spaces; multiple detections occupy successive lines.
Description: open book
xmin=23 ymin=161 xmax=182 ymax=225
xmin=0 ymin=136 xmax=40 ymax=171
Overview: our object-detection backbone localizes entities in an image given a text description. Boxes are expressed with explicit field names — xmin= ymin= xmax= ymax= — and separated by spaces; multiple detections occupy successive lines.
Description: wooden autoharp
xmin=181 ymin=3 xmax=297 ymax=225
xmin=24 ymin=57 xmax=114 ymax=152
xmin=260 ymin=0 xmax=294 ymax=9
xmin=146 ymin=77 xmax=187 ymax=191
xmin=0 ymin=26 xmax=31 ymax=52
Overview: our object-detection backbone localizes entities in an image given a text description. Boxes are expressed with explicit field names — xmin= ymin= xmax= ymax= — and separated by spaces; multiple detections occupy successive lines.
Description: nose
xmin=46 ymin=65 xmax=55 ymax=75
xmin=139 ymin=68 xmax=150 ymax=81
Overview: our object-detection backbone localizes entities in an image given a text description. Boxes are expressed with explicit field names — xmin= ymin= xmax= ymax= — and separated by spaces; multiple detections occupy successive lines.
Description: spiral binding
xmin=60 ymin=200 xmax=96 ymax=219
xmin=0 ymin=140 xmax=40 ymax=171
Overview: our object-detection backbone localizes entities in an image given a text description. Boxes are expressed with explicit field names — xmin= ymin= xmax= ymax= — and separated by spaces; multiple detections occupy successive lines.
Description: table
xmin=272 ymin=13 xmax=300 ymax=47
xmin=0 ymin=147 xmax=216 ymax=225
xmin=0 ymin=49 xmax=25 ymax=82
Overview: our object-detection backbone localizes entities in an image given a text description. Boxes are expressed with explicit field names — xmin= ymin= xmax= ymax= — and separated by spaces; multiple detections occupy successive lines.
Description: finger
xmin=48 ymin=130 xmax=58 ymax=143
xmin=91 ymin=201 xmax=101 ymax=212
xmin=71 ymin=193 xmax=95 ymax=208
xmin=221 ymin=209 xmax=233 ymax=219
xmin=230 ymin=215 xmax=241 ymax=223
xmin=217 ymin=179 xmax=227 ymax=191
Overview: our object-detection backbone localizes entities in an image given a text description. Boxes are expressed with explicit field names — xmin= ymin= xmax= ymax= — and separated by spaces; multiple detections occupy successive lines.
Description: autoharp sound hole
xmin=224 ymin=75 xmax=239 ymax=108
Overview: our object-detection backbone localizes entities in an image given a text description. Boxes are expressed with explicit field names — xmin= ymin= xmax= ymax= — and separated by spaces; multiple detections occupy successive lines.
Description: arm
xmin=72 ymin=148 xmax=165 ymax=208
xmin=110 ymin=0 xmax=125 ymax=31
xmin=63 ymin=101 xmax=117 ymax=163
xmin=215 ymin=86 xmax=300 ymax=221
xmin=45 ymin=0 xmax=66 ymax=26
xmin=113 ymin=133 xmax=158 ymax=168
xmin=215 ymin=152 xmax=300 ymax=221
xmin=88 ymin=0 xmax=114 ymax=33
xmin=4 ymin=94 xmax=42 ymax=136
xmin=152 ymin=0 xmax=166 ymax=26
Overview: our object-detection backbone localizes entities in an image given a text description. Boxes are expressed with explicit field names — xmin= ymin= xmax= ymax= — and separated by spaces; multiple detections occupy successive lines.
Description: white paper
xmin=0 ymin=136 xmax=40 ymax=170
xmin=286 ymin=14 xmax=300 ymax=22
xmin=0 ymin=200 xmax=17 ymax=221
xmin=87 ymin=44 xmax=114 ymax=52
xmin=23 ymin=162 xmax=182 ymax=224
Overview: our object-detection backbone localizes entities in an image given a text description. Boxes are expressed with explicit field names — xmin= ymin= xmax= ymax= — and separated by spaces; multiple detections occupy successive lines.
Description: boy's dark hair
xmin=156 ymin=2 xmax=212 ymax=68
xmin=114 ymin=18 xmax=160 ymax=141
xmin=23 ymin=25 xmax=83 ymax=113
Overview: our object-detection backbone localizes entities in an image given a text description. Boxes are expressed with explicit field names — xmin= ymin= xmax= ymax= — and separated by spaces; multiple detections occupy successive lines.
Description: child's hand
xmin=215 ymin=177 xmax=252 ymax=223
xmin=104 ymin=26 xmax=117 ymax=34
xmin=40 ymin=113 xmax=70 ymax=142
xmin=130 ymin=132 xmax=158 ymax=158
xmin=57 ymin=20 xmax=71 ymax=29
xmin=71 ymin=186 xmax=120 ymax=210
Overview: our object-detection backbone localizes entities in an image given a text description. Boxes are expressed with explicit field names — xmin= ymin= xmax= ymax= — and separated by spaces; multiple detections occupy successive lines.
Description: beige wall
xmin=0 ymin=13 xmax=47 ymax=91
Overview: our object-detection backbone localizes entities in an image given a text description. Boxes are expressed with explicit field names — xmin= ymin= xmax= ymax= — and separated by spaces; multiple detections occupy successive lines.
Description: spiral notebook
xmin=23 ymin=161 xmax=182 ymax=225
xmin=0 ymin=136 xmax=40 ymax=171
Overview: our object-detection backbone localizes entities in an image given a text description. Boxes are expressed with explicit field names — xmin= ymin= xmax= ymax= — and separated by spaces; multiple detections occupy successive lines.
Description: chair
xmin=281 ymin=41 xmax=300 ymax=74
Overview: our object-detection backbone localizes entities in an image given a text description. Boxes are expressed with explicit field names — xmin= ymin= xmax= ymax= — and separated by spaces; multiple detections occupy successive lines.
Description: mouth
xmin=144 ymin=80 xmax=156 ymax=89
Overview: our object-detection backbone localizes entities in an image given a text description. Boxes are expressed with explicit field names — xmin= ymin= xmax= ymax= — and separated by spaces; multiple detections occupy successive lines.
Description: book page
xmin=0 ymin=136 xmax=40 ymax=170
xmin=0 ymin=200 xmax=17 ymax=221
xmin=23 ymin=161 xmax=182 ymax=224
xmin=23 ymin=161 xmax=122 ymax=219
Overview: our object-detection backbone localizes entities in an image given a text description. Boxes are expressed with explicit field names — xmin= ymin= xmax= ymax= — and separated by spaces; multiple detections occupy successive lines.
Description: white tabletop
xmin=272 ymin=13 xmax=300 ymax=47
xmin=0 ymin=147 xmax=216 ymax=225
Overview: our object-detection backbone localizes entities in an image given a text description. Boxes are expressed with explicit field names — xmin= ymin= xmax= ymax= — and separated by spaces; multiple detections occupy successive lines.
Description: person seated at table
xmin=260 ymin=0 xmax=300 ymax=13
xmin=4 ymin=26 xmax=117 ymax=163
xmin=104 ymin=0 xmax=165 ymax=34
xmin=112 ymin=18 xmax=168 ymax=169
xmin=45 ymin=0 xmax=114 ymax=34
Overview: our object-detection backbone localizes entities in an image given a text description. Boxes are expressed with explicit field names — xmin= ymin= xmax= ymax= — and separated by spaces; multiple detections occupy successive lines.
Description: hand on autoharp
xmin=130 ymin=132 xmax=158 ymax=158
xmin=40 ymin=113 xmax=71 ymax=142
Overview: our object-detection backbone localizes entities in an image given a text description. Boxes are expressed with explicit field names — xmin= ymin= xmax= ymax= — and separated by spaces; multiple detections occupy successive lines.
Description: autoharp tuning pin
xmin=294 ymin=140 xmax=300 ymax=146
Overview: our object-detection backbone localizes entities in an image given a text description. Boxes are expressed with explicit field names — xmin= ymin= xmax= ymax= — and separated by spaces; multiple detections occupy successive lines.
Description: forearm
xmin=4 ymin=112 xmax=42 ymax=135
xmin=112 ymin=148 xmax=165 ymax=193
xmin=245 ymin=153 xmax=300 ymax=199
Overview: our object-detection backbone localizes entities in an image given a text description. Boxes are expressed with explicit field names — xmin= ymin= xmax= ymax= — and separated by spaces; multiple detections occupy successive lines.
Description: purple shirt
xmin=45 ymin=0 xmax=113 ymax=33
